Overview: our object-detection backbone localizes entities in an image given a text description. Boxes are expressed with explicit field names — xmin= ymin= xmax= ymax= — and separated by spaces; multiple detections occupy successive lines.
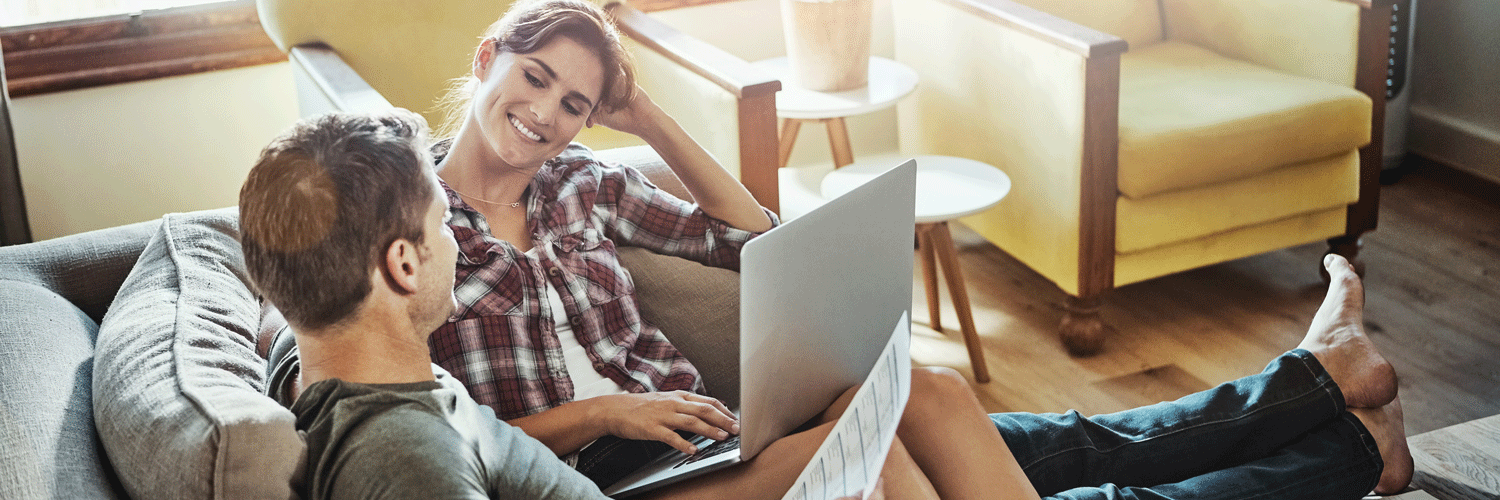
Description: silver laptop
xmin=603 ymin=159 xmax=917 ymax=498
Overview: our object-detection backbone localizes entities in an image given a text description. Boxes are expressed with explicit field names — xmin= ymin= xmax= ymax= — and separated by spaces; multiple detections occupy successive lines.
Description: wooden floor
xmin=909 ymin=163 xmax=1500 ymax=436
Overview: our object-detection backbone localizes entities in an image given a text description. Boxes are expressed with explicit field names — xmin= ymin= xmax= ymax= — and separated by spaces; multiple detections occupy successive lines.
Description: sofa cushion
xmin=0 ymin=218 xmax=158 ymax=323
xmin=92 ymin=208 xmax=304 ymax=500
xmin=1116 ymin=149 xmax=1359 ymax=253
xmin=0 ymin=280 xmax=127 ymax=500
xmin=1117 ymin=41 xmax=1371 ymax=199
xmin=618 ymin=246 xmax=741 ymax=409
xmin=1115 ymin=206 xmax=1347 ymax=288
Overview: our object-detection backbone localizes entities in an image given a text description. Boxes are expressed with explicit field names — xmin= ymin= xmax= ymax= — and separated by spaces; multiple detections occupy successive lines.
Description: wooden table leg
xmin=825 ymin=117 xmax=855 ymax=168
xmin=777 ymin=118 xmax=802 ymax=169
xmin=929 ymin=221 xmax=991 ymax=383
xmin=917 ymin=225 xmax=942 ymax=333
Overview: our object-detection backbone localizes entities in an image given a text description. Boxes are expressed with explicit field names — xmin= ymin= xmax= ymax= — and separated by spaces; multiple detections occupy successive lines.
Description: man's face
xmin=413 ymin=171 xmax=460 ymax=332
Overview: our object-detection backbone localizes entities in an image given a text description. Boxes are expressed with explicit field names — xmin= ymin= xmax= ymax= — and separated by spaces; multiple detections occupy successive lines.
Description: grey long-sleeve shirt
xmin=291 ymin=366 xmax=607 ymax=500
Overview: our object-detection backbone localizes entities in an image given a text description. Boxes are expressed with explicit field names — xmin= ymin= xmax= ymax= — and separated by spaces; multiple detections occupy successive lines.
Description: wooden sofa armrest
xmin=932 ymin=0 xmax=1127 ymax=58
xmin=286 ymin=44 xmax=394 ymax=117
xmin=898 ymin=0 xmax=1124 ymax=299
xmin=1347 ymin=0 xmax=1395 ymax=235
xmin=610 ymin=4 xmax=783 ymax=212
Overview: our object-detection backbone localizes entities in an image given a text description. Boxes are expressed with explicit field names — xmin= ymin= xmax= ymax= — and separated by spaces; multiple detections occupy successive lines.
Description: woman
xmin=427 ymin=0 xmax=1018 ymax=497
xmin=426 ymin=0 xmax=1411 ymax=499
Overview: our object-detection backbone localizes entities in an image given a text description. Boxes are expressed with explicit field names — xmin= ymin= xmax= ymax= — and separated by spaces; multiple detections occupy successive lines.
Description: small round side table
xmin=750 ymin=56 xmax=919 ymax=169
xmin=822 ymin=155 xmax=1012 ymax=383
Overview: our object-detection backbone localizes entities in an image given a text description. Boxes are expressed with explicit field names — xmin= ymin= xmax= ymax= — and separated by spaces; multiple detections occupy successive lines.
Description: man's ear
xmin=474 ymin=38 xmax=498 ymax=80
xmin=382 ymin=239 xmax=421 ymax=295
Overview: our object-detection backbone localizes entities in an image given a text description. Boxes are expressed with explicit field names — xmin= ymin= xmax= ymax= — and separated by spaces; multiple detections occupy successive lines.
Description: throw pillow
xmin=93 ymin=208 xmax=304 ymax=500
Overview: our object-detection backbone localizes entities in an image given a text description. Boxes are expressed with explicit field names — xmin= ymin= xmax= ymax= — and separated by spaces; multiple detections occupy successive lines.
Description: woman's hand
xmin=591 ymin=391 xmax=739 ymax=455
xmin=587 ymin=84 xmax=660 ymax=139
xmin=588 ymin=82 xmax=773 ymax=232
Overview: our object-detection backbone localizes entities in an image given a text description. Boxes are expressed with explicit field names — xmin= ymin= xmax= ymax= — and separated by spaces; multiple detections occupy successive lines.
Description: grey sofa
xmin=0 ymin=149 xmax=742 ymax=499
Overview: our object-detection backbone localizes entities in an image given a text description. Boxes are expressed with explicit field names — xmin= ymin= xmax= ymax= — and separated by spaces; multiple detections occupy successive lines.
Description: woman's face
xmin=470 ymin=36 xmax=605 ymax=170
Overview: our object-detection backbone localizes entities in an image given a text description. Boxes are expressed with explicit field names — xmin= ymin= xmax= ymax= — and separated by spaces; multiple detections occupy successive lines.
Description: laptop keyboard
xmin=673 ymin=435 xmax=740 ymax=468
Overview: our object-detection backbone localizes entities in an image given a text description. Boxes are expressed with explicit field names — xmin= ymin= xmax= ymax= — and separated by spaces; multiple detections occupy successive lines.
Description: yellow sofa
xmin=893 ymin=0 xmax=1392 ymax=354
xmin=255 ymin=0 xmax=782 ymax=210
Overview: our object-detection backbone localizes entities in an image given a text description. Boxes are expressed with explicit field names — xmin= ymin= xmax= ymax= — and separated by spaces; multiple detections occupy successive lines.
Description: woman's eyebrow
xmin=527 ymin=56 xmax=596 ymax=109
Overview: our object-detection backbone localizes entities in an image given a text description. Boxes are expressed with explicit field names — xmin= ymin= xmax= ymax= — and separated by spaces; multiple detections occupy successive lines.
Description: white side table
xmin=823 ymin=155 xmax=1012 ymax=383
xmin=751 ymin=57 xmax=919 ymax=169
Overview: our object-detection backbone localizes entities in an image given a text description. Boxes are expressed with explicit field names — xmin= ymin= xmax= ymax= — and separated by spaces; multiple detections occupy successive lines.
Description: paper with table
xmin=782 ymin=312 xmax=912 ymax=500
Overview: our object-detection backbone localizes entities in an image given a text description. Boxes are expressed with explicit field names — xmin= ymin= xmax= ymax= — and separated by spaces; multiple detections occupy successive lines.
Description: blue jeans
xmin=991 ymin=350 xmax=1384 ymax=500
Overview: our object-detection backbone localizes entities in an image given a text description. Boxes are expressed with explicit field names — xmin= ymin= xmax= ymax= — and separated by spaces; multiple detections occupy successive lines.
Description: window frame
xmin=0 ymin=0 xmax=735 ymax=98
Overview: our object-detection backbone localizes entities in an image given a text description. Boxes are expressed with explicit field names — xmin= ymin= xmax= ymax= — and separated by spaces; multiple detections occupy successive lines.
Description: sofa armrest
xmin=286 ymin=44 xmax=394 ymax=117
xmin=0 ymin=218 xmax=158 ymax=322
xmin=610 ymin=4 xmax=782 ymax=213
xmin=895 ymin=0 xmax=1123 ymax=296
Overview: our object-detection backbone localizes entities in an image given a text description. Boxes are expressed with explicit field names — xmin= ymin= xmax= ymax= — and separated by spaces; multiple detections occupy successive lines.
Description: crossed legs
xmin=993 ymin=254 xmax=1412 ymax=499
xmin=647 ymin=255 xmax=1413 ymax=499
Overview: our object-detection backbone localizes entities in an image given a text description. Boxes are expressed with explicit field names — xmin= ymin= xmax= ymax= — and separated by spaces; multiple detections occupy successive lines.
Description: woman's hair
xmin=434 ymin=0 xmax=637 ymax=139
xmin=239 ymin=110 xmax=434 ymax=331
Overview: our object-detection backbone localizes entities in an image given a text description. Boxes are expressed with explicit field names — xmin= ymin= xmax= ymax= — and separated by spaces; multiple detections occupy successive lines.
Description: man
xmin=239 ymin=110 xmax=608 ymax=499
xmin=243 ymin=110 xmax=1409 ymax=500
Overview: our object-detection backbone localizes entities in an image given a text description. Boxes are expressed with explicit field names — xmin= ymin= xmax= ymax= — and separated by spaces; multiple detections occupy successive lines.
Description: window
xmin=1 ymin=0 xmax=219 ymax=28
xmin=0 ymin=0 xmax=285 ymax=97
xmin=0 ymin=0 xmax=734 ymax=97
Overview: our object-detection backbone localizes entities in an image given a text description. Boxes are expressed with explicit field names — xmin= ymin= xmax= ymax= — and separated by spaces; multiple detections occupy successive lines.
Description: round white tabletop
xmin=821 ymin=154 xmax=1011 ymax=224
xmin=751 ymin=57 xmax=919 ymax=120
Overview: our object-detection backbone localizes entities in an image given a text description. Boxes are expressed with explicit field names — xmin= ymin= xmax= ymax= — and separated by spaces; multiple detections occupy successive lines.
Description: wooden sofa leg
xmin=1324 ymin=235 xmax=1366 ymax=281
xmin=1060 ymin=295 xmax=1114 ymax=357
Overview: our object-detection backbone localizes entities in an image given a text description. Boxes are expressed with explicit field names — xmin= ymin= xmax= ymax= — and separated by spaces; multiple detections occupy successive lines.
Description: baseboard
xmin=1401 ymin=153 xmax=1500 ymax=205
xmin=1406 ymin=106 xmax=1500 ymax=186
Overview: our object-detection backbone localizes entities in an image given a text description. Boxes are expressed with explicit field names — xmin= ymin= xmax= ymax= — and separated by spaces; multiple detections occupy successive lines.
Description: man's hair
xmin=240 ymin=110 xmax=434 ymax=331
xmin=436 ymin=0 xmax=637 ymax=138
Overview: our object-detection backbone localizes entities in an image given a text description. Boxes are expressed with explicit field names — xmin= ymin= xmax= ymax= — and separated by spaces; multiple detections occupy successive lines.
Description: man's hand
xmin=591 ymin=391 xmax=739 ymax=455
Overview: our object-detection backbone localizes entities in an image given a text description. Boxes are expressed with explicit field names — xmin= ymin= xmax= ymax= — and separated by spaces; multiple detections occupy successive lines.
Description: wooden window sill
xmin=0 ymin=0 xmax=739 ymax=98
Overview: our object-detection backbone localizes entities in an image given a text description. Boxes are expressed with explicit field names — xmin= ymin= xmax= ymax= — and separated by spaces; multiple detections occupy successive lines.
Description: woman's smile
xmin=509 ymin=114 xmax=545 ymax=143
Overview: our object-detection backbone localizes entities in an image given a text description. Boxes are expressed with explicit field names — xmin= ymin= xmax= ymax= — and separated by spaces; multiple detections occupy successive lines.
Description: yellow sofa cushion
xmin=1117 ymin=41 xmax=1370 ymax=199
xmin=1116 ymin=149 xmax=1358 ymax=253
xmin=1115 ymin=206 xmax=1346 ymax=288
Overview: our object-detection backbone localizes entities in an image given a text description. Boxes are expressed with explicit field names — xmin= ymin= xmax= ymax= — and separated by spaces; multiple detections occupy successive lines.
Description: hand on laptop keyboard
xmin=674 ymin=435 xmax=740 ymax=468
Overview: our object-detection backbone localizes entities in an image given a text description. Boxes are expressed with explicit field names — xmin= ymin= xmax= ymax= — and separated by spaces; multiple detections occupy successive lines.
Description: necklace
xmin=450 ymin=187 xmax=522 ymax=208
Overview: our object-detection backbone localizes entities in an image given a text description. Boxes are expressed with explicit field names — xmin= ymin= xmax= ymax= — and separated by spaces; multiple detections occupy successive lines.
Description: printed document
xmin=782 ymin=312 xmax=911 ymax=500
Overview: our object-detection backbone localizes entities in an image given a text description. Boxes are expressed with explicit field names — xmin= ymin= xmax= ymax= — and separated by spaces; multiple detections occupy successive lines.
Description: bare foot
xmin=1350 ymin=397 xmax=1413 ymax=495
xmin=1298 ymin=254 xmax=1396 ymax=409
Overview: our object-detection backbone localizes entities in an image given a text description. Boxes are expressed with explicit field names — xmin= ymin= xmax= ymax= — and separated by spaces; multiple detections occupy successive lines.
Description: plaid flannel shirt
xmin=428 ymin=144 xmax=777 ymax=421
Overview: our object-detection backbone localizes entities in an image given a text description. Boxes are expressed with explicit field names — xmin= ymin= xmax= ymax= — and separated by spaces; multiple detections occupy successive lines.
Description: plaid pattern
xmin=429 ymin=144 xmax=776 ymax=421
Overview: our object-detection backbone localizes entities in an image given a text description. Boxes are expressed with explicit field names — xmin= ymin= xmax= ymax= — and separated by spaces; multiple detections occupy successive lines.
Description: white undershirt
xmin=531 ymin=248 xmax=630 ymax=401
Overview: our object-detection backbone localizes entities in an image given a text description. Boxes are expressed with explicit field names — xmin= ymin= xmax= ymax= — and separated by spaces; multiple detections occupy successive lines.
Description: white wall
xmin=1408 ymin=0 xmax=1500 ymax=184
xmin=10 ymin=2 xmax=906 ymax=238
xmin=11 ymin=62 xmax=298 ymax=241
